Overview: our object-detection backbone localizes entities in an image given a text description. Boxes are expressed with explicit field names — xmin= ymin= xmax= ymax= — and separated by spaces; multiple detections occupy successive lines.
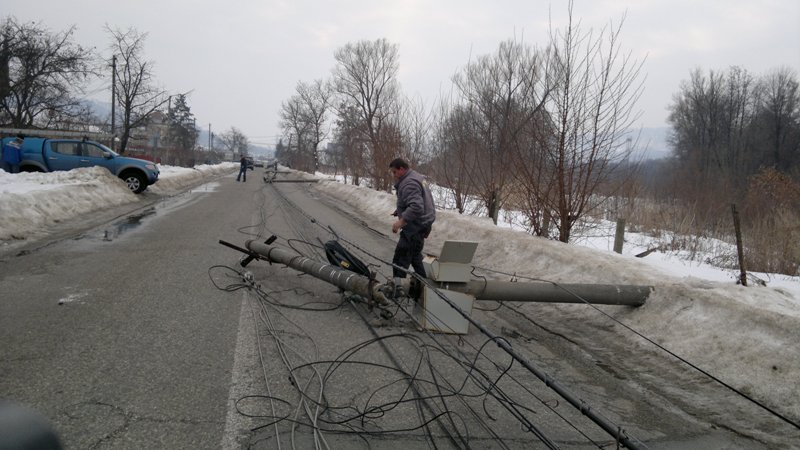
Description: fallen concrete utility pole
xmin=263 ymin=169 xmax=319 ymax=184
xmin=245 ymin=240 xmax=390 ymax=304
xmin=448 ymin=280 xmax=650 ymax=306
xmin=243 ymin=239 xmax=651 ymax=315
xmin=238 ymin=239 xmax=648 ymax=450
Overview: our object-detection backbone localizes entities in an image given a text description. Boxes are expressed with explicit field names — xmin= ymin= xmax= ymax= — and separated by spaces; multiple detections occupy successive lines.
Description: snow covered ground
xmin=1 ymin=165 xmax=799 ymax=425
xmin=311 ymin=170 xmax=800 ymax=426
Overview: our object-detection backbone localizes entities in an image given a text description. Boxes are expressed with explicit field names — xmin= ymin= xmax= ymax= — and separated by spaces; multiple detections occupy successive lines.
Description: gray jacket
xmin=394 ymin=169 xmax=436 ymax=227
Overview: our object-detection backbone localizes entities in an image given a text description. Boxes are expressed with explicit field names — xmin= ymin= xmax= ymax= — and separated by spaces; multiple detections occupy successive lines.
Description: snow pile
xmin=0 ymin=163 xmax=237 ymax=242
xmin=313 ymin=176 xmax=800 ymax=421
xmin=0 ymin=166 xmax=138 ymax=241
xmin=149 ymin=162 xmax=237 ymax=194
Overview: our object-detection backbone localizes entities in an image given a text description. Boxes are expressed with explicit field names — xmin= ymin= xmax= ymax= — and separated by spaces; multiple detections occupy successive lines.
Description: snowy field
xmin=1 ymin=164 xmax=799 ymax=425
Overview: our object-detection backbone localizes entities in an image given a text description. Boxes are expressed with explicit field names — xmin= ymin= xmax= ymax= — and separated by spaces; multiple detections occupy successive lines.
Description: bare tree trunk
xmin=536 ymin=1 xmax=644 ymax=243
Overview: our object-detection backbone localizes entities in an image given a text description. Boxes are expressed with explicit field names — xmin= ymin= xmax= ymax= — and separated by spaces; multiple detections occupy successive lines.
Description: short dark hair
xmin=389 ymin=158 xmax=408 ymax=170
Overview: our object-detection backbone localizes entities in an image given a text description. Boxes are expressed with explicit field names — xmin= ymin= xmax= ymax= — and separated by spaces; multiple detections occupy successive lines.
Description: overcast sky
xmin=5 ymin=0 xmax=799 ymax=148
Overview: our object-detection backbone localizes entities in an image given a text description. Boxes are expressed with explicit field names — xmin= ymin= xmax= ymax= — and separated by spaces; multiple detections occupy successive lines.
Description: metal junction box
xmin=417 ymin=241 xmax=479 ymax=334
xmin=420 ymin=286 xmax=473 ymax=334
xmin=422 ymin=240 xmax=479 ymax=282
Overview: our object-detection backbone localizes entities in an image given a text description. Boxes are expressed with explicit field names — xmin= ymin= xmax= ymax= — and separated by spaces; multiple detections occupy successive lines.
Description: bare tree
xmin=106 ymin=26 xmax=169 ymax=154
xmin=537 ymin=2 xmax=645 ymax=242
xmin=298 ymin=79 xmax=332 ymax=172
xmin=333 ymin=38 xmax=400 ymax=191
xmin=0 ymin=17 xmax=95 ymax=128
xmin=752 ymin=67 xmax=800 ymax=172
xmin=332 ymin=100 xmax=369 ymax=185
xmin=398 ymin=94 xmax=433 ymax=167
xmin=280 ymin=79 xmax=332 ymax=172
xmin=451 ymin=37 xmax=550 ymax=224
xmin=280 ymin=93 xmax=311 ymax=169
xmin=219 ymin=127 xmax=250 ymax=157
xmin=430 ymin=100 xmax=478 ymax=214
xmin=669 ymin=67 xmax=756 ymax=186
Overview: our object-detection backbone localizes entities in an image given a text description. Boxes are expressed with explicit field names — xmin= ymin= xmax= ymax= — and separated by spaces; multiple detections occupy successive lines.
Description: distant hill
xmin=633 ymin=127 xmax=672 ymax=161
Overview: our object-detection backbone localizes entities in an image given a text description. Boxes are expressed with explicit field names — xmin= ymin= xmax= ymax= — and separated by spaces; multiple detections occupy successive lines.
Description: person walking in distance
xmin=389 ymin=158 xmax=436 ymax=294
xmin=236 ymin=154 xmax=248 ymax=182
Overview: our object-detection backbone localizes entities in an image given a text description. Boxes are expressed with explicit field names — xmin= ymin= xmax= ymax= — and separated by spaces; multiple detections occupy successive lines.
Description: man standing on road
xmin=236 ymin=154 xmax=248 ymax=182
xmin=1 ymin=136 xmax=23 ymax=174
xmin=389 ymin=158 xmax=436 ymax=290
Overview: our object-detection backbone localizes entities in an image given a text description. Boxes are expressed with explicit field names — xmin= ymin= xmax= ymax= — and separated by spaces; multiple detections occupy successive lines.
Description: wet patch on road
xmin=75 ymin=182 xmax=221 ymax=242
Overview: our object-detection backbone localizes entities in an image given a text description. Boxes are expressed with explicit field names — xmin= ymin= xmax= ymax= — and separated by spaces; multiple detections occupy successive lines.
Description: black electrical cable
xmin=226 ymin=176 xmax=639 ymax=448
xmin=266 ymin=180 xmax=617 ymax=448
xmin=222 ymin=184 xmax=456 ymax=446
xmin=472 ymin=265 xmax=800 ymax=432
xmin=274 ymin=183 xmax=562 ymax=438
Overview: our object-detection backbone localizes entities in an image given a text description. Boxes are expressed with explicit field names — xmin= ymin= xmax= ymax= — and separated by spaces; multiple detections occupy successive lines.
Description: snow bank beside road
xmin=311 ymin=176 xmax=800 ymax=424
xmin=0 ymin=163 xmax=236 ymax=242
xmin=0 ymin=167 xmax=137 ymax=241
xmin=148 ymin=163 xmax=237 ymax=194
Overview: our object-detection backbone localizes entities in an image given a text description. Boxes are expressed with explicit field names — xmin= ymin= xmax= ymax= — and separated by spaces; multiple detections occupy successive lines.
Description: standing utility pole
xmin=110 ymin=55 xmax=117 ymax=150
xmin=208 ymin=123 xmax=212 ymax=151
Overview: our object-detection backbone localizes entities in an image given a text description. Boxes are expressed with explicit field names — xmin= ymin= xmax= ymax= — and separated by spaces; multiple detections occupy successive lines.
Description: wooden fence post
xmin=731 ymin=204 xmax=748 ymax=286
xmin=613 ymin=218 xmax=626 ymax=254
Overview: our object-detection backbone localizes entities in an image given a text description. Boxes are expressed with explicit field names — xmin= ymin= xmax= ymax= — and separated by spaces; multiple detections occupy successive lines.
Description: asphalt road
xmin=0 ymin=176 xmax=251 ymax=448
xmin=1 ymin=169 xmax=797 ymax=449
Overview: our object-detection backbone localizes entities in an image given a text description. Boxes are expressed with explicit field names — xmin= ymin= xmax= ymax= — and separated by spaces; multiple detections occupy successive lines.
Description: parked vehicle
xmin=1 ymin=136 xmax=159 ymax=194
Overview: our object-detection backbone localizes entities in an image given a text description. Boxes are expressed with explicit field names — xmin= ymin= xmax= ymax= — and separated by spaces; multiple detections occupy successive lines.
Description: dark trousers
xmin=392 ymin=222 xmax=431 ymax=278
xmin=236 ymin=166 xmax=247 ymax=182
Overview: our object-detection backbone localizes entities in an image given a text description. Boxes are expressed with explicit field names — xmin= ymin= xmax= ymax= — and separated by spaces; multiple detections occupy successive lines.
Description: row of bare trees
xmin=635 ymin=66 xmax=800 ymax=275
xmin=0 ymin=16 xmax=201 ymax=157
xmin=279 ymin=2 xmax=644 ymax=243
xmin=0 ymin=18 xmax=94 ymax=129
xmin=665 ymin=66 xmax=799 ymax=196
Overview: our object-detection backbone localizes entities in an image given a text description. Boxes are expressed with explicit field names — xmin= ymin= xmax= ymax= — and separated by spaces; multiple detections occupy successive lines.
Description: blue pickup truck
xmin=1 ymin=137 xmax=159 ymax=194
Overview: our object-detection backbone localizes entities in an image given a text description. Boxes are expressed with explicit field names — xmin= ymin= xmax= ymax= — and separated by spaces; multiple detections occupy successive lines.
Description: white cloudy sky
xmin=4 ymin=0 xmax=799 ymax=147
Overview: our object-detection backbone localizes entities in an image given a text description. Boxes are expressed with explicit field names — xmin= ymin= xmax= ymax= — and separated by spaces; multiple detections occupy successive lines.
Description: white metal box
xmin=422 ymin=240 xmax=479 ymax=282
xmin=418 ymin=286 xmax=474 ymax=334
